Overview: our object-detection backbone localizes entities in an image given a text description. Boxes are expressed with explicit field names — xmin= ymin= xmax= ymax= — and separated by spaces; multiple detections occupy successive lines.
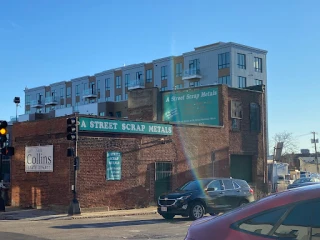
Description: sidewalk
xmin=70 ymin=206 xmax=157 ymax=220
xmin=0 ymin=206 xmax=158 ymax=221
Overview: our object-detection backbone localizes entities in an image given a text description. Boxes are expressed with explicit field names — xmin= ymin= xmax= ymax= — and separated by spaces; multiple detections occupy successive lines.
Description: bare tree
xmin=271 ymin=131 xmax=299 ymax=155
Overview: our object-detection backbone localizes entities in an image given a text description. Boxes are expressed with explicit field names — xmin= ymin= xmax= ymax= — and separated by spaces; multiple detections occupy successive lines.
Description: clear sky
xmin=0 ymin=0 xmax=319 ymax=151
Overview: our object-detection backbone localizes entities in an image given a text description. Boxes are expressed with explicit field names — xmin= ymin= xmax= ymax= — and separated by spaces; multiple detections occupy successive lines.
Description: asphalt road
xmin=0 ymin=214 xmax=193 ymax=240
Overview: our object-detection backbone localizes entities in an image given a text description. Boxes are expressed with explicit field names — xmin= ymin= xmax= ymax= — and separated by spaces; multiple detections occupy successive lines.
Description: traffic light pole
xmin=0 ymin=146 xmax=5 ymax=211
xmin=68 ymin=116 xmax=81 ymax=215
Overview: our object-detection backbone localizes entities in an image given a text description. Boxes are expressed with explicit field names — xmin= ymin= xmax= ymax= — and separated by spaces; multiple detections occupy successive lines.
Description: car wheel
xmin=161 ymin=213 xmax=175 ymax=219
xmin=189 ymin=202 xmax=205 ymax=220
xmin=239 ymin=200 xmax=248 ymax=206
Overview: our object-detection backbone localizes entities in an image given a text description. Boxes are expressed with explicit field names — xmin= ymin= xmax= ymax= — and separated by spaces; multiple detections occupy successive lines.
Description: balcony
xmin=83 ymin=88 xmax=97 ymax=99
xmin=45 ymin=96 xmax=58 ymax=106
xmin=128 ymin=79 xmax=145 ymax=90
xmin=30 ymin=99 xmax=44 ymax=108
xmin=182 ymin=68 xmax=202 ymax=81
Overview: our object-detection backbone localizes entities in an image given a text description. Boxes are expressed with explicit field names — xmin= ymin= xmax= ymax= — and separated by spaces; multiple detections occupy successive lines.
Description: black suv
xmin=157 ymin=178 xmax=254 ymax=220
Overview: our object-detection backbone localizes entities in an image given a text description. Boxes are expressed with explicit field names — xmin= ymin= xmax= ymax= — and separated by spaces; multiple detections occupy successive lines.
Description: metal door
xmin=154 ymin=162 xmax=172 ymax=201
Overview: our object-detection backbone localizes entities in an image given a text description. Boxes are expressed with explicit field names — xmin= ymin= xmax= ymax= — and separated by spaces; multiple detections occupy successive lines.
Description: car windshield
xmin=178 ymin=180 xmax=211 ymax=191
xmin=293 ymin=178 xmax=312 ymax=184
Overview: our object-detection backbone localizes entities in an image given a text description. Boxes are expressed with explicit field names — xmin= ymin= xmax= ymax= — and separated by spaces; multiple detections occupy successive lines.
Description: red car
xmin=185 ymin=184 xmax=320 ymax=239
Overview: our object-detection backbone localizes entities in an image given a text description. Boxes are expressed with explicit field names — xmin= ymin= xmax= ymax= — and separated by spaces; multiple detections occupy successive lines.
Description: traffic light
xmin=1 ymin=146 xmax=14 ymax=156
xmin=67 ymin=117 xmax=77 ymax=141
xmin=0 ymin=121 xmax=8 ymax=145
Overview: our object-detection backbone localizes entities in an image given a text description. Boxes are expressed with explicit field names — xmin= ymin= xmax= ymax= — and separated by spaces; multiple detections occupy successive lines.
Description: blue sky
xmin=0 ymin=0 xmax=319 ymax=151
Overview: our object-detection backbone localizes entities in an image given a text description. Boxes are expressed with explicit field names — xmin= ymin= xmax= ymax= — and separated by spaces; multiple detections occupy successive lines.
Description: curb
xmin=70 ymin=210 xmax=157 ymax=220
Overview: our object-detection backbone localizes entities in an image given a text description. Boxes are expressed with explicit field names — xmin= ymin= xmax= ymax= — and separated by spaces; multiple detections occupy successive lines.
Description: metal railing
xmin=128 ymin=79 xmax=145 ymax=90
xmin=183 ymin=68 xmax=201 ymax=78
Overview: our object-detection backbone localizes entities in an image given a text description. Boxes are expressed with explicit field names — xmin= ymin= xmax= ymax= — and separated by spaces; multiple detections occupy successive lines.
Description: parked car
xmin=287 ymin=177 xmax=320 ymax=189
xmin=157 ymin=178 xmax=254 ymax=220
xmin=185 ymin=184 xmax=320 ymax=240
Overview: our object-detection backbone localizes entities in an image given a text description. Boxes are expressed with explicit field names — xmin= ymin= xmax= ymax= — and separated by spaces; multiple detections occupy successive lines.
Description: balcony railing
xmin=30 ymin=99 xmax=44 ymax=108
xmin=83 ymin=89 xmax=97 ymax=99
xmin=182 ymin=68 xmax=202 ymax=80
xmin=45 ymin=96 xmax=58 ymax=106
xmin=128 ymin=79 xmax=145 ymax=90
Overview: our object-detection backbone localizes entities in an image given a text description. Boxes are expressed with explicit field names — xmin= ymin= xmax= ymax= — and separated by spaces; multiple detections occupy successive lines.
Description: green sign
xmin=79 ymin=117 xmax=172 ymax=135
xmin=106 ymin=151 xmax=122 ymax=180
xmin=162 ymin=87 xmax=220 ymax=126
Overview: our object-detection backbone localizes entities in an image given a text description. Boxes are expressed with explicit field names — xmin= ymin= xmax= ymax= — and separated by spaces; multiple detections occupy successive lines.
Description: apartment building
xmin=19 ymin=41 xmax=267 ymax=121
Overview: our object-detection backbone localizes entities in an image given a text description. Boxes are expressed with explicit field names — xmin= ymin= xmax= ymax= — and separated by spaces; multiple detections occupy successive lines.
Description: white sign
xmin=25 ymin=145 xmax=53 ymax=172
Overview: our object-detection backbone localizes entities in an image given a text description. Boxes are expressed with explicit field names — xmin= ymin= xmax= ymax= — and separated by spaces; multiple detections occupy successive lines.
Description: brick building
xmin=10 ymin=84 xmax=267 ymax=210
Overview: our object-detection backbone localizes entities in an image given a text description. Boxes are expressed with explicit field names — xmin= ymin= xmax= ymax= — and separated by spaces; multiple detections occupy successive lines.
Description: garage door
xmin=230 ymin=155 xmax=252 ymax=183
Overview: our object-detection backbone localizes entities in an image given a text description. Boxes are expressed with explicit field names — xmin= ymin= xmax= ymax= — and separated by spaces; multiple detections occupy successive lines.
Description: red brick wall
xmin=11 ymin=118 xmax=73 ymax=208
xmin=10 ymin=85 xmax=267 ymax=210
xmin=228 ymin=88 xmax=267 ymax=192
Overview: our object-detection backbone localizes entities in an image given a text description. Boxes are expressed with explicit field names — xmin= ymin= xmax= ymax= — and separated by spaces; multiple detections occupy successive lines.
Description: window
xmin=237 ymin=207 xmax=288 ymax=236
xmin=136 ymin=71 xmax=142 ymax=79
xmin=90 ymin=82 xmax=95 ymax=92
xmin=189 ymin=59 xmax=200 ymax=70
xmin=207 ymin=180 xmax=222 ymax=191
xmin=222 ymin=180 xmax=234 ymax=190
xmin=99 ymin=112 xmax=105 ymax=116
xmin=238 ymin=76 xmax=246 ymax=88
xmin=25 ymin=110 xmax=30 ymax=114
xmin=97 ymin=80 xmax=100 ymax=92
xmin=161 ymin=66 xmax=167 ymax=80
xmin=36 ymin=108 xmax=42 ymax=113
xmin=51 ymin=90 xmax=56 ymax=98
xmin=231 ymin=100 xmax=243 ymax=119
xmin=189 ymin=81 xmax=200 ymax=88
xmin=109 ymin=112 xmax=114 ymax=117
xmin=250 ymin=103 xmax=260 ymax=132
xmin=146 ymin=69 xmax=152 ymax=83
xmin=218 ymin=52 xmax=230 ymax=69
xmin=116 ymin=95 xmax=121 ymax=102
xmin=125 ymin=74 xmax=129 ymax=87
xmin=175 ymin=84 xmax=183 ymax=90
xmin=36 ymin=93 xmax=43 ymax=104
xmin=45 ymin=91 xmax=50 ymax=97
xmin=83 ymin=82 xmax=87 ymax=91
xmin=105 ymin=78 xmax=110 ymax=90
xmin=45 ymin=107 xmax=50 ymax=113
xmin=125 ymin=93 xmax=128 ymax=100
xmin=67 ymin=103 xmax=71 ymax=108
xmin=255 ymin=79 xmax=263 ymax=85
xmin=175 ymin=63 xmax=182 ymax=77
xmin=160 ymin=87 xmax=168 ymax=91
xmin=116 ymin=76 xmax=121 ymax=88
xmin=67 ymin=87 xmax=71 ymax=98
xmin=60 ymin=88 xmax=64 ymax=98
xmin=273 ymin=201 xmax=318 ymax=239
xmin=76 ymin=85 xmax=80 ymax=96
xmin=116 ymin=111 xmax=121 ymax=118
xmin=25 ymin=95 xmax=30 ymax=105
xmin=237 ymin=53 xmax=246 ymax=69
xmin=254 ymin=57 xmax=262 ymax=72
xmin=218 ymin=76 xmax=231 ymax=86
xmin=105 ymin=97 xmax=110 ymax=102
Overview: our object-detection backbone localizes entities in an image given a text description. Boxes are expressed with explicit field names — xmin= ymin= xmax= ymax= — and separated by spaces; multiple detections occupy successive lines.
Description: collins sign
xmin=25 ymin=145 xmax=54 ymax=172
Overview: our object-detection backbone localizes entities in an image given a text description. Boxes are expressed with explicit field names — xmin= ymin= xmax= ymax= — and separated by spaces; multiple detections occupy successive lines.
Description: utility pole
xmin=311 ymin=132 xmax=319 ymax=173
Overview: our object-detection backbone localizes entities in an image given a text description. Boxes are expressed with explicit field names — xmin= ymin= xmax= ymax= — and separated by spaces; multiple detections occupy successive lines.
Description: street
xmin=0 ymin=214 xmax=192 ymax=240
